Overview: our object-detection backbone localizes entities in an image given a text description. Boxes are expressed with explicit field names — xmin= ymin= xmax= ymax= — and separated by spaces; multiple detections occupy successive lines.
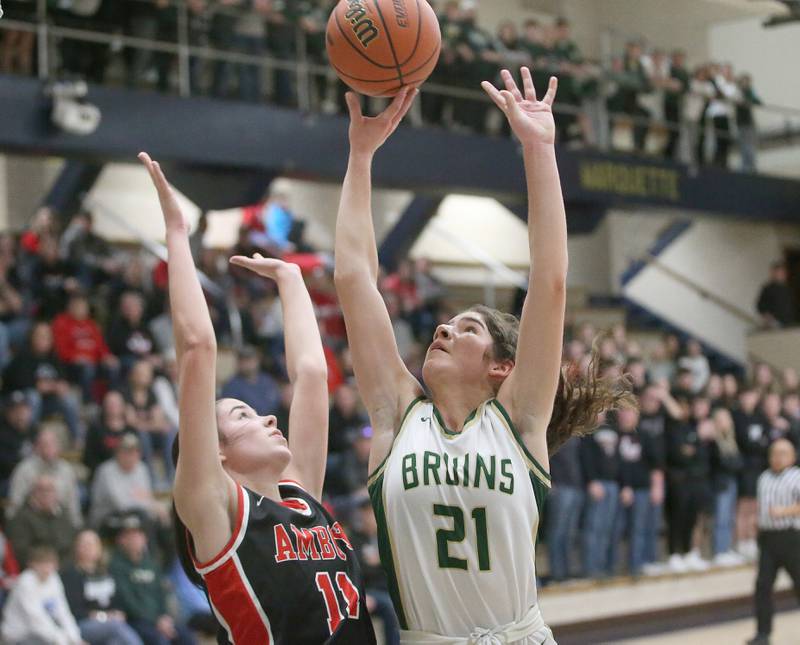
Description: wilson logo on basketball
xmin=393 ymin=0 xmax=408 ymax=27
xmin=345 ymin=0 xmax=379 ymax=48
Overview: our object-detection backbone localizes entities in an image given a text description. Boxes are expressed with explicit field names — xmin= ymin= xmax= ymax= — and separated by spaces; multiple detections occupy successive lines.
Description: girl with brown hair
xmin=333 ymin=69 xmax=631 ymax=644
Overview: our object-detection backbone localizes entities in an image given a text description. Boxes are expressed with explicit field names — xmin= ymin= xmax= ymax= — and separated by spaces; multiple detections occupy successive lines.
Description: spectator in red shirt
xmin=381 ymin=259 xmax=420 ymax=313
xmin=52 ymin=292 xmax=119 ymax=403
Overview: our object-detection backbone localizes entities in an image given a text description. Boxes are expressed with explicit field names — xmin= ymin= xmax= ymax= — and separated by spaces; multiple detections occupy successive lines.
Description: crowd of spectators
xmin=0 ymin=190 xmax=797 ymax=640
xmin=0 ymin=0 xmax=766 ymax=170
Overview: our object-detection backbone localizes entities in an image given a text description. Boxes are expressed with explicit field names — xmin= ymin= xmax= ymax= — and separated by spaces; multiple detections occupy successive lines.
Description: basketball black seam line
xmin=334 ymin=6 xmax=396 ymax=70
xmin=397 ymin=0 xmax=423 ymax=67
xmin=370 ymin=0 xmax=405 ymax=85
xmin=331 ymin=42 xmax=439 ymax=83
xmin=331 ymin=41 xmax=440 ymax=84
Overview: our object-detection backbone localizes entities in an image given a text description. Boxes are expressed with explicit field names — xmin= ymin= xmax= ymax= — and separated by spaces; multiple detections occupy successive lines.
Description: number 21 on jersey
xmin=434 ymin=504 xmax=490 ymax=571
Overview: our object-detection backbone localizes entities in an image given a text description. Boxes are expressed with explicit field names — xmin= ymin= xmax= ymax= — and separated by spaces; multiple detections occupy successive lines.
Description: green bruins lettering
xmin=402 ymin=451 xmax=515 ymax=495
xmin=345 ymin=0 xmax=379 ymax=47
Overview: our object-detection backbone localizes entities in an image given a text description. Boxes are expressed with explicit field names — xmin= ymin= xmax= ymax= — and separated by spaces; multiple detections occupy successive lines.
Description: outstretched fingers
xmin=500 ymin=69 xmax=523 ymax=103
xmin=345 ymin=92 xmax=363 ymax=120
xmin=390 ymin=87 xmax=418 ymax=128
xmin=542 ymin=76 xmax=558 ymax=106
xmin=384 ymin=86 xmax=412 ymax=122
xmin=521 ymin=67 xmax=537 ymax=102
xmin=481 ymin=81 xmax=507 ymax=111
xmin=500 ymin=90 xmax=523 ymax=119
xmin=138 ymin=152 xmax=169 ymax=194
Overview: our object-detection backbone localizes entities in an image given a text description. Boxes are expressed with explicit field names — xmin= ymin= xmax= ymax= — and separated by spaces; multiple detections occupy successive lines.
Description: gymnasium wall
xmin=474 ymin=0 xmax=756 ymax=63
xmin=0 ymin=155 xmax=63 ymax=231
xmin=709 ymin=17 xmax=800 ymax=133
xmin=623 ymin=218 xmax=800 ymax=362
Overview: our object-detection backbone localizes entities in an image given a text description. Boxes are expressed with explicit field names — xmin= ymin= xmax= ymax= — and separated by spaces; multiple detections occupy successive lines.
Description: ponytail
xmin=468 ymin=304 xmax=636 ymax=456
xmin=546 ymin=350 xmax=636 ymax=455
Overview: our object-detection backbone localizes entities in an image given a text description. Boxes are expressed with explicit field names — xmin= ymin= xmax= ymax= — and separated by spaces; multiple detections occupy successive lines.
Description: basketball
xmin=326 ymin=0 xmax=442 ymax=97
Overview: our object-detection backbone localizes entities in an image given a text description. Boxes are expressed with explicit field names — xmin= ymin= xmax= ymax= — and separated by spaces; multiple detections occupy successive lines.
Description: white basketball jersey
xmin=368 ymin=397 xmax=551 ymax=641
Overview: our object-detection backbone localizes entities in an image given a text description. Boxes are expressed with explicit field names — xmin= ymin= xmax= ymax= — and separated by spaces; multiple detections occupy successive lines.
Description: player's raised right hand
xmin=345 ymin=87 xmax=417 ymax=157
xmin=229 ymin=252 xmax=300 ymax=283
xmin=138 ymin=152 xmax=189 ymax=234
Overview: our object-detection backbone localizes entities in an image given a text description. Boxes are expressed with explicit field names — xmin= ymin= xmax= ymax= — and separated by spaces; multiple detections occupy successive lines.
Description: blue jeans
xmin=139 ymin=428 xmax=177 ymax=489
xmin=27 ymin=388 xmax=84 ymax=442
xmin=612 ymin=489 xmax=652 ymax=575
xmin=643 ymin=498 xmax=663 ymax=565
xmin=368 ymin=589 xmax=399 ymax=645
xmin=582 ymin=481 xmax=620 ymax=578
xmin=128 ymin=619 xmax=196 ymax=645
xmin=713 ymin=476 xmax=738 ymax=556
xmin=213 ymin=35 xmax=263 ymax=100
xmin=545 ymin=485 xmax=584 ymax=581
xmin=80 ymin=617 xmax=144 ymax=645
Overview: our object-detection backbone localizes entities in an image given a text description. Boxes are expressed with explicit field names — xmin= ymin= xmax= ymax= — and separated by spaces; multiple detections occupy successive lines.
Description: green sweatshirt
xmin=109 ymin=548 xmax=167 ymax=623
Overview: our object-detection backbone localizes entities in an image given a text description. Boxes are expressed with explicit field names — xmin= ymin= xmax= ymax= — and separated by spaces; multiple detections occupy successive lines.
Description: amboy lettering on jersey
xmin=401 ymin=451 xmax=515 ymax=494
xmin=274 ymin=521 xmax=354 ymax=563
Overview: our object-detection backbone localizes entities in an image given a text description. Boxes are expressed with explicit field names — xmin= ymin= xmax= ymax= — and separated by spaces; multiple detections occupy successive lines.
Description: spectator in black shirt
xmin=637 ymin=384 xmax=672 ymax=568
xmin=784 ymin=393 xmax=800 ymax=439
xmin=3 ymin=321 xmax=83 ymax=443
xmin=736 ymin=386 xmax=768 ymax=561
xmin=422 ymin=1 xmax=464 ymax=126
xmin=59 ymin=211 xmax=119 ymax=290
xmin=328 ymin=383 xmax=367 ymax=456
xmin=545 ymin=436 xmax=584 ymax=582
xmin=756 ymin=262 xmax=796 ymax=328
xmin=710 ymin=407 xmax=745 ymax=565
xmin=612 ymin=407 xmax=665 ymax=576
xmin=663 ymin=50 xmax=690 ymax=161
xmin=762 ymin=392 xmax=799 ymax=448
xmin=736 ymin=73 xmax=762 ymax=173
xmin=62 ymin=529 xmax=143 ymax=645
xmin=610 ymin=41 xmax=651 ymax=153
xmin=0 ymin=243 xmax=28 ymax=364
xmin=32 ymin=235 xmax=80 ymax=319
xmin=350 ymin=497 xmax=399 ymax=645
xmin=666 ymin=396 xmax=714 ymax=572
xmin=581 ymin=414 xmax=620 ymax=578
xmin=0 ymin=392 xmax=36 ymax=496
xmin=122 ymin=361 xmax=173 ymax=488
xmin=106 ymin=291 xmax=157 ymax=376
xmin=83 ymin=390 xmax=139 ymax=480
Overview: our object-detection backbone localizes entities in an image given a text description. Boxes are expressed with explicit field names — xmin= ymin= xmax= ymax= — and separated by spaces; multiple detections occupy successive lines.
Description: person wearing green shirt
xmin=736 ymin=73 xmax=762 ymax=173
xmin=422 ymin=0 xmax=465 ymax=126
xmin=550 ymin=18 xmax=583 ymax=143
xmin=453 ymin=2 xmax=499 ymax=133
xmin=664 ymin=50 xmax=690 ymax=161
xmin=109 ymin=516 xmax=195 ymax=645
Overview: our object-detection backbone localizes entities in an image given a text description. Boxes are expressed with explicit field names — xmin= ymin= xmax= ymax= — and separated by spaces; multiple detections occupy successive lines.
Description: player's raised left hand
xmin=481 ymin=67 xmax=557 ymax=146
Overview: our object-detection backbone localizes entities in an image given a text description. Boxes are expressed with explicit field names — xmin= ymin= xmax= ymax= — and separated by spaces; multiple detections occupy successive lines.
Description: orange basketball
xmin=326 ymin=0 xmax=442 ymax=97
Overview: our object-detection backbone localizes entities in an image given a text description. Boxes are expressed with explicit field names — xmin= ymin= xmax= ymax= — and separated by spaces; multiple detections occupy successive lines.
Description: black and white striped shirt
xmin=757 ymin=466 xmax=800 ymax=531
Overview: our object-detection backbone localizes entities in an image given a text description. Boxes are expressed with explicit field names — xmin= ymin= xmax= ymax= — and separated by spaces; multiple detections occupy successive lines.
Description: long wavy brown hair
xmin=469 ymin=305 xmax=637 ymax=455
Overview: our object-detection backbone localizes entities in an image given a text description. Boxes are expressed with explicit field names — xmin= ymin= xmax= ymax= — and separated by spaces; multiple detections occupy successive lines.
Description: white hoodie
xmin=1 ymin=569 xmax=82 ymax=645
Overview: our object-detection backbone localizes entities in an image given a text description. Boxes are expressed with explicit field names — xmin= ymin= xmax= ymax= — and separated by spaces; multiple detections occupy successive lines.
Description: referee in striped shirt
xmin=747 ymin=439 xmax=800 ymax=645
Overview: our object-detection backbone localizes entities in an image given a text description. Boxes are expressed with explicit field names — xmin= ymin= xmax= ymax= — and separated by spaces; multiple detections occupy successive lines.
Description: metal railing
xmin=634 ymin=249 xmax=762 ymax=328
xmin=2 ymin=0 xmax=800 ymax=166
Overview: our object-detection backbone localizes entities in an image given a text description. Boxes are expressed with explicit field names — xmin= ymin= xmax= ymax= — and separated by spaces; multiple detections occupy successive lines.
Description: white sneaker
xmin=737 ymin=540 xmax=759 ymax=562
xmin=642 ymin=561 xmax=668 ymax=576
xmin=716 ymin=550 xmax=747 ymax=567
xmin=685 ymin=550 xmax=710 ymax=571
xmin=668 ymin=554 xmax=690 ymax=573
